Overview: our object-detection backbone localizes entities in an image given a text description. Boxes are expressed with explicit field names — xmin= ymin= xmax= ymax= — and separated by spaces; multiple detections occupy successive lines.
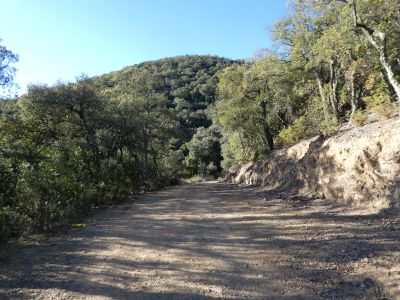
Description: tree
xmin=213 ymin=55 xmax=299 ymax=165
xmin=0 ymin=39 xmax=18 ymax=98
xmin=0 ymin=55 xmax=237 ymax=242
xmin=183 ymin=126 xmax=222 ymax=176
xmin=334 ymin=0 xmax=400 ymax=103
xmin=213 ymin=0 xmax=399 ymax=172
xmin=272 ymin=1 xmax=341 ymax=123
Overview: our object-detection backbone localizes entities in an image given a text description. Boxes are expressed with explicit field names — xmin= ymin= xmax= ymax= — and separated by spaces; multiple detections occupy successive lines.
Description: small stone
xmin=361 ymin=257 xmax=369 ymax=263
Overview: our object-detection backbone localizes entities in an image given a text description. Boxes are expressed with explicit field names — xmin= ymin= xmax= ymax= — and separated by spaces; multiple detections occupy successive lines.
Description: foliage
xmin=364 ymin=93 xmax=397 ymax=119
xmin=0 ymin=56 xmax=236 ymax=243
xmin=363 ymin=75 xmax=398 ymax=118
xmin=94 ymin=55 xmax=236 ymax=142
xmin=212 ymin=57 xmax=303 ymax=163
xmin=276 ymin=116 xmax=312 ymax=145
xmin=0 ymin=39 xmax=19 ymax=98
xmin=350 ymin=110 xmax=368 ymax=127
xmin=212 ymin=0 xmax=399 ymax=171
xmin=183 ymin=126 xmax=222 ymax=177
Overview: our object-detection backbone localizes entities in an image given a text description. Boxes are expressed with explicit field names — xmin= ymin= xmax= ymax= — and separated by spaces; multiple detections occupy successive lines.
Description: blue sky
xmin=0 ymin=0 xmax=288 ymax=92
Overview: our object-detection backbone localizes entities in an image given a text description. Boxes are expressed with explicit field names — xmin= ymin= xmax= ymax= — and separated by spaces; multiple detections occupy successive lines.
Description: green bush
xmin=0 ymin=207 xmax=31 ymax=243
xmin=364 ymin=92 xmax=397 ymax=119
xmin=350 ymin=110 xmax=368 ymax=127
xmin=276 ymin=116 xmax=312 ymax=145
xmin=206 ymin=162 xmax=219 ymax=177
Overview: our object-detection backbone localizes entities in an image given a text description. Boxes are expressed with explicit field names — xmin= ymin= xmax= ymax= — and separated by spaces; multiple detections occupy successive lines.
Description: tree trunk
xmin=142 ymin=136 xmax=150 ymax=191
xmin=77 ymin=103 xmax=100 ymax=170
xmin=276 ymin=111 xmax=289 ymax=127
xmin=349 ymin=69 xmax=358 ymax=120
xmin=375 ymin=44 xmax=400 ymax=104
xmin=260 ymin=100 xmax=274 ymax=152
xmin=329 ymin=58 xmax=340 ymax=121
xmin=315 ymin=71 xmax=330 ymax=123
xmin=151 ymin=147 xmax=159 ymax=179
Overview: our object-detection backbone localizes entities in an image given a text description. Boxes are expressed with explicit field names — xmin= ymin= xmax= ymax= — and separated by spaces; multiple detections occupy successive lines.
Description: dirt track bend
xmin=1 ymin=182 xmax=399 ymax=299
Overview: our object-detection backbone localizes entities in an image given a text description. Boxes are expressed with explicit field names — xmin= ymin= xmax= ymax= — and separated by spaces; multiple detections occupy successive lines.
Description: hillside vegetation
xmin=211 ymin=0 xmax=400 ymax=168
xmin=1 ymin=0 xmax=399 ymax=243
xmin=0 ymin=56 xmax=235 ymax=242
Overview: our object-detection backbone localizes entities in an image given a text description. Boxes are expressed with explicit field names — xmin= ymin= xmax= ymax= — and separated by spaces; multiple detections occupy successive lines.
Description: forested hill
xmin=93 ymin=55 xmax=237 ymax=138
xmin=91 ymin=55 xmax=238 ymax=176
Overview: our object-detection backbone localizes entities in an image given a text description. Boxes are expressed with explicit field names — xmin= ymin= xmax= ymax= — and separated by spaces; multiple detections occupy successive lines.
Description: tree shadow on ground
xmin=0 ymin=183 xmax=398 ymax=299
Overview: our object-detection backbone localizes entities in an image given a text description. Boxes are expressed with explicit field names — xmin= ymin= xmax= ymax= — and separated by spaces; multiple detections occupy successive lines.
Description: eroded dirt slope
xmin=231 ymin=118 xmax=400 ymax=209
xmin=1 ymin=183 xmax=399 ymax=299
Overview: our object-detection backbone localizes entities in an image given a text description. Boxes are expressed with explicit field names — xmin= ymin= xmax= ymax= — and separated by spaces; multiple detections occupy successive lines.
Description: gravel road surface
xmin=1 ymin=182 xmax=399 ymax=299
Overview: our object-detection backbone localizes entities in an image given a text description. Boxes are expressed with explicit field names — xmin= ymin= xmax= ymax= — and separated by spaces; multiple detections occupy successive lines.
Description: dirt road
xmin=1 ymin=182 xmax=399 ymax=299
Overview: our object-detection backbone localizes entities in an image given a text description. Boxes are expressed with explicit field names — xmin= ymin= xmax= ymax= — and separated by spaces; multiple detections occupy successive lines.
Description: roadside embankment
xmin=227 ymin=118 xmax=400 ymax=210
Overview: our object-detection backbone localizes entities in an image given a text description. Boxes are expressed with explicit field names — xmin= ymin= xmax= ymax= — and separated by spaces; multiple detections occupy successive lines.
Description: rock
xmin=361 ymin=257 xmax=369 ymax=264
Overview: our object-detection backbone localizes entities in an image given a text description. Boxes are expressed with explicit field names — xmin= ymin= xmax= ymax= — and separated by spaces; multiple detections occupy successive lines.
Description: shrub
xmin=0 ymin=207 xmax=31 ymax=243
xmin=276 ymin=116 xmax=311 ymax=145
xmin=351 ymin=110 xmax=368 ymax=127
xmin=364 ymin=91 xmax=398 ymax=119
xmin=206 ymin=162 xmax=219 ymax=177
